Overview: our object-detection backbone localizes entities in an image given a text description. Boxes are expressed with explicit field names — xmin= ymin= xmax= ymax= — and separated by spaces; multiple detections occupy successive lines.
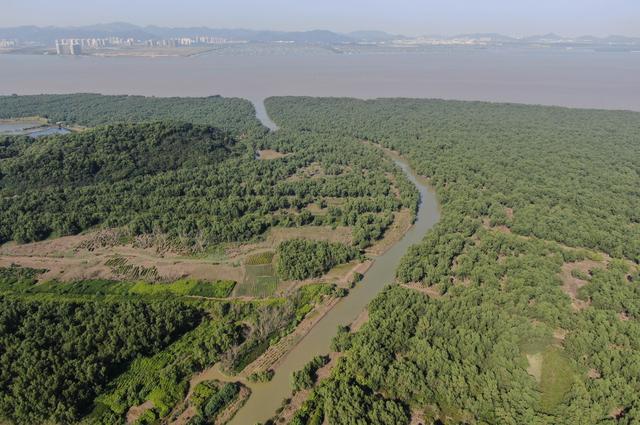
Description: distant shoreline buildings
xmin=53 ymin=36 xmax=242 ymax=54
xmin=55 ymin=39 xmax=82 ymax=55
xmin=0 ymin=39 xmax=18 ymax=48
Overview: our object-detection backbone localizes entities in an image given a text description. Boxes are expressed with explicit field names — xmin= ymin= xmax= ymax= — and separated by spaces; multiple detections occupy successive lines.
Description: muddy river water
xmin=224 ymin=112 xmax=441 ymax=423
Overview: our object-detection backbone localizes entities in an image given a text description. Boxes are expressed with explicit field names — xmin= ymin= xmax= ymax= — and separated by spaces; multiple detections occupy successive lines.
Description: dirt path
xmin=126 ymin=400 xmax=154 ymax=424
xmin=400 ymin=283 xmax=443 ymax=298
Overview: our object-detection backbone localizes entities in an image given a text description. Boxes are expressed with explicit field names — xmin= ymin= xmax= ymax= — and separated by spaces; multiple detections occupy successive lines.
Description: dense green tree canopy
xmin=277 ymin=239 xmax=358 ymax=280
xmin=0 ymin=93 xmax=263 ymax=136
xmin=0 ymin=296 xmax=200 ymax=424
xmin=266 ymin=97 xmax=640 ymax=424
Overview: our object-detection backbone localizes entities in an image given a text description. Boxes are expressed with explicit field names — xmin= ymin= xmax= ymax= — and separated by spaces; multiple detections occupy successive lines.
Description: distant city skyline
xmin=1 ymin=0 xmax=639 ymax=37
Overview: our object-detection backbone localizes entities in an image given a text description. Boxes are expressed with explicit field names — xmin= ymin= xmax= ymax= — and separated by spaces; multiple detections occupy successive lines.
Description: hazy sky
xmin=1 ymin=0 xmax=639 ymax=37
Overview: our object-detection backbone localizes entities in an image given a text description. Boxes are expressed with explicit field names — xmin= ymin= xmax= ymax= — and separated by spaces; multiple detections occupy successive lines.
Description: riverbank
xmin=220 ymin=122 xmax=441 ymax=423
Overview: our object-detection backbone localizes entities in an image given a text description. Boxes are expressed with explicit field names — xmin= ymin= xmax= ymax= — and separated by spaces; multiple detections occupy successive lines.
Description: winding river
xmin=223 ymin=104 xmax=441 ymax=424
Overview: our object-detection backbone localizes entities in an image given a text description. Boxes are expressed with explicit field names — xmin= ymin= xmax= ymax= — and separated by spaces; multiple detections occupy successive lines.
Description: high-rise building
xmin=69 ymin=43 xmax=82 ymax=55
xmin=55 ymin=39 xmax=82 ymax=55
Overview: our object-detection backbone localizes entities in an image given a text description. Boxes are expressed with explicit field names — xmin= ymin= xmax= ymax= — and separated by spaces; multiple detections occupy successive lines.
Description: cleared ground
xmin=256 ymin=149 xmax=288 ymax=160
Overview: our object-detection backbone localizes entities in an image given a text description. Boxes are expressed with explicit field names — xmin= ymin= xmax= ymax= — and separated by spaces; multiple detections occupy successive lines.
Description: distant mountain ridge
xmin=0 ymin=23 xmax=382 ymax=44
xmin=0 ymin=23 xmax=638 ymax=46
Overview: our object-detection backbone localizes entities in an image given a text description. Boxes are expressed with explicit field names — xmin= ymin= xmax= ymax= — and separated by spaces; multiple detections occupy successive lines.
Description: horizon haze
xmin=2 ymin=0 xmax=639 ymax=37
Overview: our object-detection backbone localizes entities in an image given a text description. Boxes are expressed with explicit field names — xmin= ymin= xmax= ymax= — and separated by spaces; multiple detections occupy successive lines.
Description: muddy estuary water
xmin=222 ymin=112 xmax=441 ymax=423
xmin=1 ymin=49 xmax=640 ymax=111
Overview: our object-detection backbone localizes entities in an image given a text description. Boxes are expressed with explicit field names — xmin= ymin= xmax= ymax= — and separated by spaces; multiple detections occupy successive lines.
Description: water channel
xmin=224 ymin=104 xmax=441 ymax=424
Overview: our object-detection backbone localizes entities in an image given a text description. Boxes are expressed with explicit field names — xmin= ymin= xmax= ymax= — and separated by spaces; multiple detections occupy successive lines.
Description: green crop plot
xmin=245 ymin=251 xmax=275 ymax=265
xmin=235 ymin=263 xmax=279 ymax=298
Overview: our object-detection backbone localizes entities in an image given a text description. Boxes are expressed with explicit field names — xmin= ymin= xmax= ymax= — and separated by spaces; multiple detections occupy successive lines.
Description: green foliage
xmin=0 ymin=267 xmax=235 ymax=299
xmin=94 ymin=312 xmax=241 ymax=422
xmin=1 ymin=121 xmax=234 ymax=191
xmin=0 ymin=121 xmax=241 ymax=244
xmin=0 ymin=296 xmax=200 ymax=424
xmin=291 ymin=355 xmax=330 ymax=393
xmin=0 ymin=264 xmax=45 ymax=291
xmin=190 ymin=380 xmax=241 ymax=423
xmin=1 ymin=98 xmax=415 ymax=252
xmin=352 ymin=272 xmax=364 ymax=284
xmin=330 ymin=325 xmax=352 ymax=352
xmin=276 ymin=239 xmax=358 ymax=280
xmin=0 ymin=93 xmax=263 ymax=135
xmin=266 ymin=96 xmax=640 ymax=263
xmin=202 ymin=382 xmax=240 ymax=419
xmin=237 ymin=263 xmax=279 ymax=298
xmin=267 ymin=97 xmax=640 ymax=424
xmin=247 ymin=369 xmax=275 ymax=383
xmin=129 ymin=279 xmax=235 ymax=298
xmin=335 ymin=287 xmax=349 ymax=297
xmin=539 ymin=348 xmax=575 ymax=412
xmin=245 ymin=251 xmax=275 ymax=265
xmin=191 ymin=381 xmax=219 ymax=408
xmin=319 ymin=377 xmax=410 ymax=425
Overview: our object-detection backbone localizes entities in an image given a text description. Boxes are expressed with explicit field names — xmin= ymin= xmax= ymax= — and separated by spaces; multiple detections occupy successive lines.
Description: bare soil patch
xmin=610 ymin=406 xmax=625 ymax=419
xmin=559 ymin=258 xmax=607 ymax=311
xmin=350 ymin=309 xmax=370 ymax=333
xmin=481 ymin=218 xmax=512 ymax=234
xmin=126 ymin=400 xmax=154 ymax=424
xmin=587 ymin=368 xmax=602 ymax=379
xmin=269 ymin=226 xmax=352 ymax=245
xmin=324 ymin=260 xmax=373 ymax=288
xmin=0 ymin=233 xmax=90 ymax=257
xmin=410 ymin=409 xmax=427 ymax=425
xmin=257 ymin=149 xmax=288 ymax=160
xmin=400 ymin=283 xmax=442 ymax=298
xmin=505 ymin=207 xmax=514 ymax=220
xmin=553 ymin=328 xmax=568 ymax=343
xmin=171 ymin=405 xmax=195 ymax=425
xmin=0 ymin=230 xmax=244 ymax=283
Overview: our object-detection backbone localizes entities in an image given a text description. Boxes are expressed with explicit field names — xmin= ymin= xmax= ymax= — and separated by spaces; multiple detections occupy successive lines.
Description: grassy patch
xmin=295 ymin=283 xmax=335 ymax=320
xmin=521 ymin=335 xmax=575 ymax=413
xmin=0 ymin=265 xmax=46 ymax=292
xmin=539 ymin=347 xmax=574 ymax=412
xmin=129 ymin=279 xmax=235 ymax=298
xmin=35 ymin=279 xmax=132 ymax=296
xmin=245 ymin=251 xmax=275 ymax=265
xmin=236 ymin=264 xmax=279 ymax=298
xmin=93 ymin=316 xmax=239 ymax=422
xmin=0 ymin=267 xmax=235 ymax=299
